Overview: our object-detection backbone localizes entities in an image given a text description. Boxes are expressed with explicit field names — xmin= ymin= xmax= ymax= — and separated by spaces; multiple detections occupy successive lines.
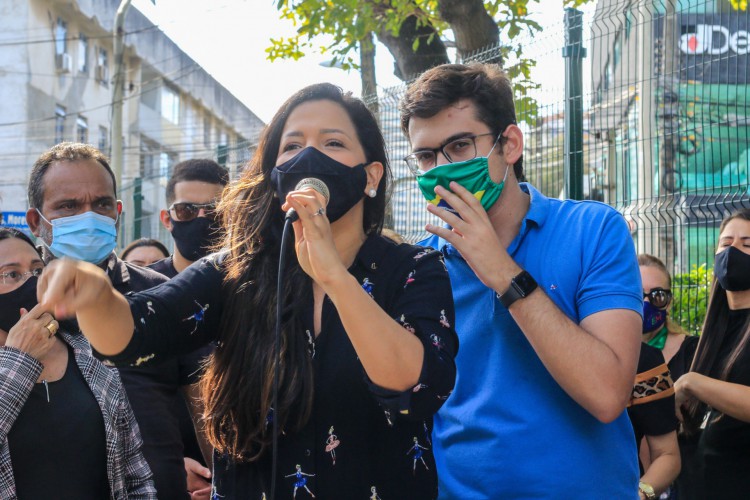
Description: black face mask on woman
xmin=270 ymin=147 xmax=368 ymax=223
xmin=714 ymin=246 xmax=750 ymax=292
xmin=0 ymin=276 xmax=39 ymax=332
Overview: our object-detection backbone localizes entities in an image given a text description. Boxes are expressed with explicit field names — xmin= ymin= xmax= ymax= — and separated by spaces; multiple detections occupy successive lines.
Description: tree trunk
xmin=359 ymin=32 xmax=379 ymax=119
xmin=437 ymin=0 xmax=499 ymax=61
xmin=376 ymin=14 xmax=450 ymax=81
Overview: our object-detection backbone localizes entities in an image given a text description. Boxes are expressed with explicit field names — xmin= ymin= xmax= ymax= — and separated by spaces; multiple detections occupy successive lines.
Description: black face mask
xmin=270 ymin=147 xmax=368 ymax=223
xmin=0 ymin=276 xmax=39 ymax=332
xmin=170 ymin=217 xmax=223 ymax=262
xmin=715 ymin=246 xmax=750 ymax=292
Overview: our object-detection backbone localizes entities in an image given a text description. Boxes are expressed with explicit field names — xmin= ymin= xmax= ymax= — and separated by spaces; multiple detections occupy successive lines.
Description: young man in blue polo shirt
xmin=400 ymin=63 xmax=644 ymax=499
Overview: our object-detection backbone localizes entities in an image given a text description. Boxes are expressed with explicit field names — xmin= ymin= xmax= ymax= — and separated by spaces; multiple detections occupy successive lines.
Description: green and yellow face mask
xmin=415 ymin=140 xmax=509 ymax=213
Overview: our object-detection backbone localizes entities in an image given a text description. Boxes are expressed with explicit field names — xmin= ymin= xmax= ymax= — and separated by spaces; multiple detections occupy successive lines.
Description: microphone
xmin=285 ymin=178 xmax=330 ymax=222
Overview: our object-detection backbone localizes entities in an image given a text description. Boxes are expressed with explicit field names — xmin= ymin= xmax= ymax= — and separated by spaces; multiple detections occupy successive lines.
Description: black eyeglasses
xmin=168 ymin=201 xmax=218 ymax=222
xmin=403 ymin=133 xmax=498 ymax=174
xmin=644 ymin=288 xmax=672 ymax=309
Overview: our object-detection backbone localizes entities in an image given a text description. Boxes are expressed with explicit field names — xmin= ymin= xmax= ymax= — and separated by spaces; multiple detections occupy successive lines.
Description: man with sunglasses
xmin=151 ymin=159 xmax=228 ymax=277
xmin=150 ymin=158 xmax=228 ymax=500
xmin=400 ymin=64 xmax=644 ymax=499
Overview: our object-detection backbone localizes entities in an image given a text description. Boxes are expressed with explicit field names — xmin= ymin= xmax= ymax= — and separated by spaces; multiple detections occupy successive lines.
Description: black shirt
xmin=8 ymin=344 xmax=109 ymax=500
xmin=692 ymin=308 xmax=750 ymax=499
xmin=149 ymin=254 xmax=216 ymax=466
xmin=107 ymin=235 xmax=458 ymax=499
xmin=106 ymin=255 xmax=191 ymax=500
xmin=149 ymin=255 xmax=178 ymax=279
xmin=667 ymin=334 xmax=699 ymax=382
xmin=627 ymin=343 xmax=678 ymax=474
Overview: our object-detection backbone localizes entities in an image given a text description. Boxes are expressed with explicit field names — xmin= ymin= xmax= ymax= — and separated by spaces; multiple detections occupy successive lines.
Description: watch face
xmin=514 ymin=271 xmax=537 ymax=296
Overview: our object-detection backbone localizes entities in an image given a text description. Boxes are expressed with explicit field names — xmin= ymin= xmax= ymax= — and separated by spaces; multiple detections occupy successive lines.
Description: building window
xmin=55 ymin=105 xmax=66 ymax=144
xmin=78 ymin=35 xmax=88 ymax=73
xmin=97 ymin=47 xmax=109 ymax=85
xmin=55 ymin=18 xmax=67 ymax=56
xmin=76 ymin=116 xmax=88 ymax=143
xmin=159 ymin=152 xmax=172 ymax=177
xmin=161 ymin=86 xmax=180 ymax=124
xmin=99 ymin=126 xmax=108 ymax=152
xmin=203 ymin=117 xmax=211 ymax=147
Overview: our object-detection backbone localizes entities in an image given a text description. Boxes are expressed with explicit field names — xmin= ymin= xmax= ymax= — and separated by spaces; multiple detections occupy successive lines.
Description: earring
xmin=368 ymin=188 xmax=377 ymax=198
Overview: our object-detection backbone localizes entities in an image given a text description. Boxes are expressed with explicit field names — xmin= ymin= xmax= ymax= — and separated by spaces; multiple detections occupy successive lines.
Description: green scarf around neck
xmin=645 ymin=325 xmax=669 ymax=350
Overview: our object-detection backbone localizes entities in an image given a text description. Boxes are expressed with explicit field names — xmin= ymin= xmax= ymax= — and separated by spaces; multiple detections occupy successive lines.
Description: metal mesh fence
xmin=376 ymin=0 xmax=750 ymax=333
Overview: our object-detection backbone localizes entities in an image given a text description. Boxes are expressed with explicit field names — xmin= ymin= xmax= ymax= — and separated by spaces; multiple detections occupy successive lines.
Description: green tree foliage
xmin=672 ymin=264 xmax=713 ymax=336
xmin=268 ymin=0 xmax=590 ymax=124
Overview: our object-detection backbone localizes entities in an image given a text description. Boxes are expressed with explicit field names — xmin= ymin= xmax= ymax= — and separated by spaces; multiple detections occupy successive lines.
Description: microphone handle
xmin=285 ymin=208 xmax=300 ymax=222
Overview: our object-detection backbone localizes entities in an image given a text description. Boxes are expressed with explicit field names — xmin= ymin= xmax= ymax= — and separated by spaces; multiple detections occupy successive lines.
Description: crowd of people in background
xmin=1 ymin=62 xmax=749 ymax=500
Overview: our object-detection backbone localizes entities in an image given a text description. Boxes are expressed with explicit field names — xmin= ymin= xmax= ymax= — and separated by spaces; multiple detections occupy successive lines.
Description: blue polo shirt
xmin=422 ymin=184 xmax=642 ymax=499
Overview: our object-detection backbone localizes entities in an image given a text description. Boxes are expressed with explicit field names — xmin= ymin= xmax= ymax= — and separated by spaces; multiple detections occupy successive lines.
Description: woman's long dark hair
xmin=200 ymin=83 xmax=391 ymax=461
xmin=683 ymin=208 xmax=750 ymax=434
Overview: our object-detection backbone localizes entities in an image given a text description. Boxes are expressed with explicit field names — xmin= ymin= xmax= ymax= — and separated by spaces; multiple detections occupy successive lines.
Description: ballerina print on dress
xmin=439 ymin=310 xmax=450 ymax=328
xmin=361 ymin=277 xmax=374 ymax=297
xmin=398 ymin=314 xmax=415 ymax=334
xmin=325 ymin=426 xmax=340 ymax=465
xmin=285 ymin=464 xmax=316 ymax=498
xmin=406 ymin=437 xmax=430 ymax=475
xmin=183 ymin=300 xmax=210 ymax=334
xmin=404 ymin=270 xmax=416 ymax=288
xmin=369 ymin=486 xmax=382 ymax=499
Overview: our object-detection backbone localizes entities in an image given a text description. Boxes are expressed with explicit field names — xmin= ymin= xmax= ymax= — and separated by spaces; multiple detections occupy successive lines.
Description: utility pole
xmin=111 ymin=0 xmax=132 ymax=196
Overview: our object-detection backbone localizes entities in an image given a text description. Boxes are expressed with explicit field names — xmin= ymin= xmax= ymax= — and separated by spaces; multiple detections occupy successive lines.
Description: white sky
xmin=133 ymin=0 xmax=595 ymax=123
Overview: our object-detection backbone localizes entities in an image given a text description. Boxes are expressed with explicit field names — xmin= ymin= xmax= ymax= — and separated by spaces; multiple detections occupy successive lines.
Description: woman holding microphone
xmin=37 ymin=83 xmax=457 ymax=500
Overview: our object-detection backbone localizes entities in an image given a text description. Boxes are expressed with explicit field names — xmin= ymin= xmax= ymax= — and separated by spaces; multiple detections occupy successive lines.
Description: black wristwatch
xmin=499 ymin=270 xmax=538 ymax=308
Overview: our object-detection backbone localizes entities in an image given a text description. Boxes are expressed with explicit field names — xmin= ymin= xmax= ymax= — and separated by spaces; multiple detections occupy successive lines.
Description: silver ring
xmin=312 ymin=207 xmax=326 ymax=216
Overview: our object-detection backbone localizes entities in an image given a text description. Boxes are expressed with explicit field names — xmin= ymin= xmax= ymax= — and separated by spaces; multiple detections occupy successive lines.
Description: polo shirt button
xmin=305 ymin=449 xmax=312 ymax=457
xmin=371 ymin=262 xmax=377 ymax=270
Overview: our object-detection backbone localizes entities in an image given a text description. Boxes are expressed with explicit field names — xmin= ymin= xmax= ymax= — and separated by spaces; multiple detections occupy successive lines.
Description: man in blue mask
xmin=25 ymin=142 xmax=194 ymax=500
xmin=400 ymin=64 xmax=645 ymax=499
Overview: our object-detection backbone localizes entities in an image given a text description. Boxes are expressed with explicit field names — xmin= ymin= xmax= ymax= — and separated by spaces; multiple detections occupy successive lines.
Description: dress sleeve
xmin=0 ymin=347 xmax=42 ymax=442
xmin=367 ymin=247 xmax=458 ymax=420
xmin=103 ymin=256 xmax=226 ymax=367
xmin=629 ymin=345 xmax=679 ymax=437
xmin=116 ymin=370 xmax=158 ymax=499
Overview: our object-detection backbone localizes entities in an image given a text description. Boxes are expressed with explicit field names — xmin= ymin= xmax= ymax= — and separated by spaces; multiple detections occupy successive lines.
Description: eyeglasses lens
xmin=646 ymin=289 xmax=671 ymax=308
xmin=172 ymin=203 xmax=216 ymax=221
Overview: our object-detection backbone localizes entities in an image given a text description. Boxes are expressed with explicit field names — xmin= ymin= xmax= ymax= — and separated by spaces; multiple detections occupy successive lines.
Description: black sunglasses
xmin=644 ymin=287 xmax=672 ymax=309
xmin=168 ymin=201 xmax=217 ymax=222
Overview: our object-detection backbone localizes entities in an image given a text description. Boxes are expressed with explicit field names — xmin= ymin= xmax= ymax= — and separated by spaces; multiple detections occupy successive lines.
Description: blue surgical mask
xmin=37 ymin=210 xmax=118 ymax=264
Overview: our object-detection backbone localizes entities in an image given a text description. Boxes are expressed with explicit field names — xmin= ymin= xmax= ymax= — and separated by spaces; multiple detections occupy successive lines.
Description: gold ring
xmin=312 ymin=207 xmax=326 ymax=216
xmin=44 ymin=320 xmax=58 ymax=337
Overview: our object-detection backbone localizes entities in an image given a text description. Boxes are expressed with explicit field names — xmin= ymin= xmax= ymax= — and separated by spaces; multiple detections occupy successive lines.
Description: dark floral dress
xmin=106 ymin=234 xmax=458 ymax=500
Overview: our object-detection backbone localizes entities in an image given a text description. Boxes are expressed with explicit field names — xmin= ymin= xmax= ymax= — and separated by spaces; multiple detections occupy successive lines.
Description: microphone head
xmin=294 ymin=178 xmax=330 ymax=203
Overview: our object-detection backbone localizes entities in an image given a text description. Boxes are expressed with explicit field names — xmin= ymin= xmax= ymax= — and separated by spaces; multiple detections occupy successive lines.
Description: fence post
xmin=563 ymin=8 xmax=586 ymax=201
xmin=133 ymin=176 xmax=143 ymax=241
